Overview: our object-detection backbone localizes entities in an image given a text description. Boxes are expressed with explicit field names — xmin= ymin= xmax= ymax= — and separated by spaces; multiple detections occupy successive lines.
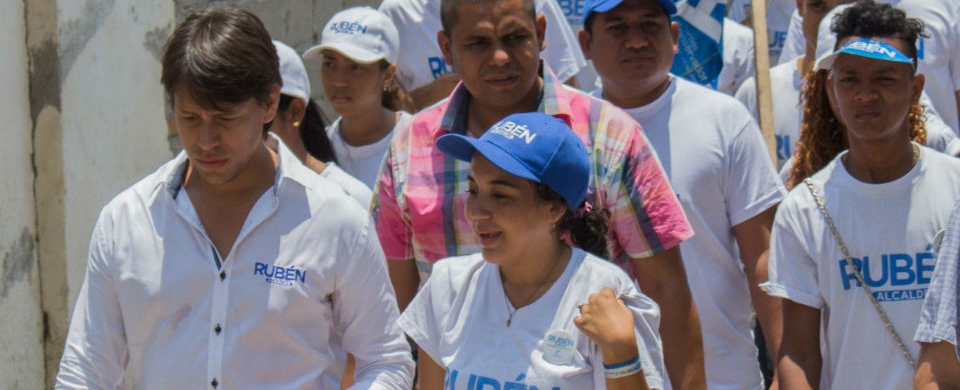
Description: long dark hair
xmin=536 ymin=183 xmax=610 ymax=258
xmin=277 ymin=94 xmax=338 ymax=164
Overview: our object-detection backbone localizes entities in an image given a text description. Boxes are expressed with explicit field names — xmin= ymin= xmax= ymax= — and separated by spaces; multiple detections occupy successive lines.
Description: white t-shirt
xmin=764 ymin=145 xmax=960 ymax=390
xmin=593 ymin=77 xmax=786 ymax=390
xmin=716 ymin=18 xmax=756 ymax=96
xmin=55 ymin=141 xmax=413 ymax=390
xmin=815 ymin=1 xmax=960 ymax=133
xmin=735 ymin=58 xmax=804 ymax=169
xmin=320 ymin=162 xmax=373 ymax=209
xmin=399 ymin=248 xmax=666 ymax=390
xmin=727 ymin=0 xmax=795 ymax=64
xmin=379 ymin=0 xmax=587 ymax=91
xmin=327 ymin=111 xmax=413 ymax=189
xmin=777 ymin=9 xmax=804 ymax=66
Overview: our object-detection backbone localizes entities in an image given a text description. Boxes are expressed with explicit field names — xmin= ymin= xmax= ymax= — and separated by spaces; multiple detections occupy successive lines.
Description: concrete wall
xmin=6 ymin=0 xmax=377 ymax=388
xmin=0 ymin=0 xmax=44 ymax=387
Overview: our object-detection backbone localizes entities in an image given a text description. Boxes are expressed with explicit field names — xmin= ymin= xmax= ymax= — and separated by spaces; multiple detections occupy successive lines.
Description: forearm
xmin=777 ymin=300 xmax=822 ymax=390
xmin=914 ymin=341 xmax=960 ymax=390
xmin=632 ymin=247 xmax=706 ymax=390
xmin=602 ymin=343 xmax=652 ymax=390
xmin=735 ymin=207 xmax=783 ymax=361
xmin=387 ymin=259 xmax=420 ymax=312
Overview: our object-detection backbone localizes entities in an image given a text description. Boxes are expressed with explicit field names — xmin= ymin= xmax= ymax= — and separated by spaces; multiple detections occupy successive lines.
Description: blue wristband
xmin=604 ymin=355 xmax=642 ymax=379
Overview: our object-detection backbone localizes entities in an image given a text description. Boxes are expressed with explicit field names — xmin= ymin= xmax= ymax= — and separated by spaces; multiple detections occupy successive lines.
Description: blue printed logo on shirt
xmin=837 ymin=246 xmax=936 ymax=301
xmin=254 ymin=262 xmax=307 ymax=287
xmin=445 ymin=367 xmax=561 ymax=390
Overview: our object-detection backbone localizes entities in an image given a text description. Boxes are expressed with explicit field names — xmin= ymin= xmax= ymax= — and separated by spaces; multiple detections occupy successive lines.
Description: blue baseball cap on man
xmin=584 ymin=0 xmax=678 ymax=23
xmin=436 ymin=112 xmax=590 ymax=210
xmin=814 ymin=38 xmax=916 ymax=72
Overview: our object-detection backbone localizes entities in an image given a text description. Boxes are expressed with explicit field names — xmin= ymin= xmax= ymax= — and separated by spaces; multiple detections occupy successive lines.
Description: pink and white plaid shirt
xmin=373 ymin=66 xmax=693 ymax=280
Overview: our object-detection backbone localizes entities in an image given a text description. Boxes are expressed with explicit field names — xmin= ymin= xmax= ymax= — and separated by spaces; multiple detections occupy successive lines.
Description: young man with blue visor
xmin=763 ymin=2 xmax=960 ymax=389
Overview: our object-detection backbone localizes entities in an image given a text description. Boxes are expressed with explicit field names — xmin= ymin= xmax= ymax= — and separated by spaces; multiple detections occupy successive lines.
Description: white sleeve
xmin=777 ymin=9 xmax=805 ymax=66
xmin=55 ymin=215 xmax=128 ymax=390
xmin=723 ymin=111 xmax=786 ymax=225
xmin=949 ymin=6 xmax=960 ymax=97
xmin=914 ymin=200 xmax=960 ymax=345
xmin=538 ymin=0 xmax=587 ymax=82
xmin=763 ymin=196 xmax=826 ymax=308
xmin=337 ymin=217 xmax=415 ymax=390
xmin=590 ymin=280 xmax=666 ymax=390
xmin=396 ymin=260 xmax=445 ymax=365
xmin=734 ymin=76 xmax=760 ymax=120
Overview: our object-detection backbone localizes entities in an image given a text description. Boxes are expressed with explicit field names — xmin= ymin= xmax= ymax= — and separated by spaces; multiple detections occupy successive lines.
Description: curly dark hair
xmin=535 ymin=183 xmax=610 ymax=259
xmin=785 ymin=0 xmax=929 ymax=189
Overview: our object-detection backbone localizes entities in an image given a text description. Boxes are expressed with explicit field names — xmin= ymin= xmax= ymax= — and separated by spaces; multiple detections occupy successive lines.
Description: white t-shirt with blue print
xmin=399 ymin=248 xmax=666 ymax=390
xmin=765 ymin=144 xmax=960 ymax=390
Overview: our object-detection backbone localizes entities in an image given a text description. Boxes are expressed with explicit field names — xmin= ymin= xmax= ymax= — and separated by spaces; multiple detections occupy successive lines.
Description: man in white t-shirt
xmin=764 ymin=4 xmax=960 ymax=388
xmin=716 ymin=18 xmax=756 ymax=96
xmin=379 ymin=0 xmax=586 ymax=109
xmin=814 ymin=0 xmax=960 ymax=133
xmin=580 ymin=0 xmax=787 ymax=388
xmin=55 ymin=8 xmax=413 ymax=389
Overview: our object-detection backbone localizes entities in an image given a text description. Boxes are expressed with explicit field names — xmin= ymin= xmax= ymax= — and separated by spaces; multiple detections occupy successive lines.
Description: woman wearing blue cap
xmin=397 ymin=112 xmax=666 ymax=390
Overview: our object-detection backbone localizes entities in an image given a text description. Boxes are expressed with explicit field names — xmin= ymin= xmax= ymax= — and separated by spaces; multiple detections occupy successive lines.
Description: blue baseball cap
xmin=815 ymin=38 xmax=915 ymax=71
xmin=436 ymin=112 xmax=590 ymax=210
xmin=584 ymin=0 xmax=678 ymax=23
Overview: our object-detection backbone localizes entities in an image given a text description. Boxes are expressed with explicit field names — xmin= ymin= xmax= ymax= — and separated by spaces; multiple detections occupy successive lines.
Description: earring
xmin=292 ymin=121 xmax=301 ymax=128
xmin=382 ymin=84 xmax=389 ymax=92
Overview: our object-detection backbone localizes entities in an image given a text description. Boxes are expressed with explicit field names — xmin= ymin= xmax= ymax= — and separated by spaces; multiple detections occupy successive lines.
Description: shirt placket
xmin=206 ymin=246 xmax=230 ymax=389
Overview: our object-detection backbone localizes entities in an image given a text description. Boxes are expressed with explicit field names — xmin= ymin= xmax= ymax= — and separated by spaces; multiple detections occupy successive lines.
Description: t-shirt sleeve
xmin=622 ymin=285 xmax=666 ymax=390
xmin=538 ymin=0 xmax=587 ymax=83
xmin=372 ymin=135 xmax=414 ymax=261
xmin=397 ymin=261 xmax=446 ymax=364
xmin=734 ymin=77 xmax=759 ymax=120
xmin=724 ymin=116 xmax=786 ymax=226
xmin=608 ymin=126 xmax=694 ymax=259
xmin=763 ymin=196 xmax=825 ymax=308
xmin=914 ymin=201 xmax=960 ymax=345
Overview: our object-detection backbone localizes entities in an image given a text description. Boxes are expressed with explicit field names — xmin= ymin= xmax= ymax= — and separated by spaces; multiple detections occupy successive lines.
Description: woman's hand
xmin=573 ymin=287 xmax=639 ymax=364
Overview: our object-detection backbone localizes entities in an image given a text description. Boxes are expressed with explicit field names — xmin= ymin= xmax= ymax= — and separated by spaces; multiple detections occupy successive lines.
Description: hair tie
xmin=575 ymin=202 xmax=593 ymax=218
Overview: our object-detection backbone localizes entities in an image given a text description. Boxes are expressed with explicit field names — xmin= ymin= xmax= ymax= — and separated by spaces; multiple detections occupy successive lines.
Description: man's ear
xmin=578 ymin=28 xmax=593 ymax=60
xmin=911 ymin=73 xmax=925 ymax=105
xmin=438 ymin=30 xmax=456 ymax=68
xmin=536 ymin=14 xmax=547 ymax=52
xmin=263 ymin=84 xmax=282 ymax=124
xmin=671 ymin=21 xmax=680 ymax=54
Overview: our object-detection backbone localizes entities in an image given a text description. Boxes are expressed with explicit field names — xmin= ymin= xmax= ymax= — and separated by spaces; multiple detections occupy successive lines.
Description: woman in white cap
xmin=398 ymin=112 xmax=666 ymax=390
xmin=270 ymin=39 xmax=373 ymax=207
xmin=303 ymin=6 xmax=414 ymax=188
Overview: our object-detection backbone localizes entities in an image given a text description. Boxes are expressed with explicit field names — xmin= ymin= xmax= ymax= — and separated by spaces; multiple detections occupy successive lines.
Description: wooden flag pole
xmin=750 ymin=0 xmax=777 ymax=163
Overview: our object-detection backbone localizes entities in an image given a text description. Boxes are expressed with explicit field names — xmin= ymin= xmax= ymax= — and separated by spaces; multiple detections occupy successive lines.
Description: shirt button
xmin=214 ymin=324 xmax=222 ymax=334
xmin=219 ymin=271 xmax=226 ymax=281
xmin=211 ymin=378 xmax=218 ymax=388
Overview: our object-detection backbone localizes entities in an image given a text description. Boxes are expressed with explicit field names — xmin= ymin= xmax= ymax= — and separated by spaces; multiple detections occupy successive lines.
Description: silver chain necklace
xmin=502 ymin=248 xmax=567 ymax=327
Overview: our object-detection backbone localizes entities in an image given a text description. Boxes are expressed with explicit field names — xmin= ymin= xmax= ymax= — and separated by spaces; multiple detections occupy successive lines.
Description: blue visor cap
xmin=584 ymin=0 xmax=678 ymax=23
xmin=436 ymin=112 xmax=590 ymax=210
xmin=814 ymin=38 xmax=915 ymax=71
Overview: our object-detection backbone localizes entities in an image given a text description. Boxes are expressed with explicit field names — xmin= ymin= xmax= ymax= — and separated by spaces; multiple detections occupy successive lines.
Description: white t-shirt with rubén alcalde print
xmin=764 ymin=144 xmax=960 ymax=390
xmin=378 ymin=0 xmax=586 ymax=92
xmin=595 ymin=76 xmax=786 ymax=390
xmin=398 ymin=248 xmax=666 ymax=390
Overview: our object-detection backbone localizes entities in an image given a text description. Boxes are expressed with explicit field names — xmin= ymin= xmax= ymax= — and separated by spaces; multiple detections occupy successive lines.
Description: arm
xmin=631 ymin=247 xmax=706 ymax=390
xmin=56 ymin=219 xmax=128 ymax=389
xmin=776 ymin=300 xmax=821 ymax=390
xmin=733 ymin=206 xmax=783 ymax=382
xmin=417 ymin=348 xmax=447 ymax=390
xmin=388 ymin=259 xmax=420 ymax=312
xmin=915 ymin=342 xmax=960 ymax=390
xmin=409 ymin=73 xmax=461 ymax=111
xmin=575 ymin=287 xmax=652 ymax=390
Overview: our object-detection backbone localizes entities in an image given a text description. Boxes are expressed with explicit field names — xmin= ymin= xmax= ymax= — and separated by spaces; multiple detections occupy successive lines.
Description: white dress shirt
xmin=56 ymin=141 xmax=413 ymax=390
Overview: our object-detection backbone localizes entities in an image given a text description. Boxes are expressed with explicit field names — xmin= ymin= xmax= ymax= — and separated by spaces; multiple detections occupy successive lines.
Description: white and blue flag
xmin=670 ymin=0 xmax=725 ymax=87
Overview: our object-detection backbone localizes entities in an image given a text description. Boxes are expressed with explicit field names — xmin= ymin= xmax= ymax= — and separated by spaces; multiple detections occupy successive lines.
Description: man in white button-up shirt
xmin=55 ymin=7 xmax=414 ymax=390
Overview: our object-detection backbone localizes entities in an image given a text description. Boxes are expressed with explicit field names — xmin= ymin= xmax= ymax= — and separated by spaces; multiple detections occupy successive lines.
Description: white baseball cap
xmin=303 ymin=7 xmax=399 ymax=64
xmin=273 ymin=40 xmax=311 ymax=104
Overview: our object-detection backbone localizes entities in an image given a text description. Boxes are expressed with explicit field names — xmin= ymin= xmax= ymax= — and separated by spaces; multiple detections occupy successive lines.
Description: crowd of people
xmin=53 ymin=0 xmax=960 ymax=389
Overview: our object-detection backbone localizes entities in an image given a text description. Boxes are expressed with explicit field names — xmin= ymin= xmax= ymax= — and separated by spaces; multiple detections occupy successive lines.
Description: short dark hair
xmin=830 ymin=0 xmax=927 ymax=69
xmin=440 ymin=0 xmax=536 ymax=36
xmin=161 ymin=7 xmax=281 ymax=110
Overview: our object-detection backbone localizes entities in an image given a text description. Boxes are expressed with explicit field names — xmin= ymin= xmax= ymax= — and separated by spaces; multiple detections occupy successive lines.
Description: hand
xmin=573 ymin=287 xmax=639 ymax=364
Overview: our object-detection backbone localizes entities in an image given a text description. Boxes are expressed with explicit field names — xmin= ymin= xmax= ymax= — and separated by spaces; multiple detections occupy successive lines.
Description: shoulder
xmin=100 ymin=155 xmax=186 ymax=221
xmin=427 ymin=253 xmax=488 ymax=293
xmin=320 ymin=164 xmax=374 ymax=208
xmin=575 ymin=251 xmax=637 ymax=290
